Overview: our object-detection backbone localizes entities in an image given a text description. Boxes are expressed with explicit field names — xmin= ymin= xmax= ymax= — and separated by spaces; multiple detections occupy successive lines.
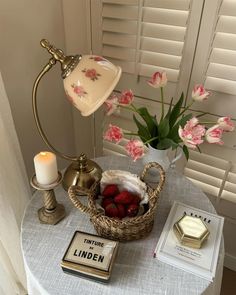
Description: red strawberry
xmin=114 ymin=191 xmax=134 ymax=205
xmin=101 ymin=197 xmax=113 ymax=208
xmin=117 ymin=204 xmax=126 ymax=219
xmin=132 ymin=194 xmax=141 ymax=205
xmin=127 ymin=204 xmax=139 ymax=217
xmin=102 ymin=184 xmax=119 ymax=198
xmin=105 ymin=203 xmax=119 ymax=218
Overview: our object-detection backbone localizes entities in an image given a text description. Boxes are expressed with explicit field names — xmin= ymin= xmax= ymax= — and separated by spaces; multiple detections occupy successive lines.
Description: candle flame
xmin=40 ymin=152 xmax=47 ymax=156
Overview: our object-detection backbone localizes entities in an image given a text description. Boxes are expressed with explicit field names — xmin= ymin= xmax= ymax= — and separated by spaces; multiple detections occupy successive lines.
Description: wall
xmin=0 ymin=0 xmax=76 ymax=178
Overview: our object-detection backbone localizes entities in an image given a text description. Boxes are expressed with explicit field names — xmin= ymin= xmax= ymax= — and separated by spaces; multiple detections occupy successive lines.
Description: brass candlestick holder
xmin=30 ymin=172 xmax=66 ymax=225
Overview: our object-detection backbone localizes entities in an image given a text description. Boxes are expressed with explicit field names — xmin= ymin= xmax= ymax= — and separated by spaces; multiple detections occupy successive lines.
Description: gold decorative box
xmin=173 ymin=215 xmax=210 ymax=249
xmin=61 ymin=231 xmax=119 ymax=282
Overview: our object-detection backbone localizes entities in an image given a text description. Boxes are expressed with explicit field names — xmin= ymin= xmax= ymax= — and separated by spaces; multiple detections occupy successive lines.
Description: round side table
xmin=21 ymin=155 xmax=224 ymax=295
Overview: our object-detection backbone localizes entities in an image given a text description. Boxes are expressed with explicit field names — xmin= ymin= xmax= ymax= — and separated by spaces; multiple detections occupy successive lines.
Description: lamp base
xmin=62 ymin=153 xmax=102 ymax=192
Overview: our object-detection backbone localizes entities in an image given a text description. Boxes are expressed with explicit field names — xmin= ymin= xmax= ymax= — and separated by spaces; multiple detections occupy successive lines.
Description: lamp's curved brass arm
xmin=32 ymin=58 xmax=78 ymax=161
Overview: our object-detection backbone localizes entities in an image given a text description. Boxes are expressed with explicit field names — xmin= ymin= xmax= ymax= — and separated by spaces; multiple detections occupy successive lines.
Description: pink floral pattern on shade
xmin=104 ymin=95 xmax=120 ymax=116
xmin=71 ymin=84 xmax=87 ymax=97
xmin=82 ymin=68 xmax=101 ymax=81
xmin=125 ymin=140 xmax=145 ymax=161
xmin=65 ymin=91 xmax=76 ymax=107
xmin=178 ymin=118 xmax=206 ymax=149
xmin=103 ymin=124 xmax=123 ymax=143
xmin=217 ymin=117 xmax=235 ymax=132
xmin=89 ymin=56 xmax=106 ymax=62
xmin=147 ymin=71 xmax=167 ymax=88
xmin=205 ymin=125 xmax=224 ymax=145
xmin=192 ymin=85 xmax=211 ymax=101
xmin=119 ymin=90 xmax=134 ymax=105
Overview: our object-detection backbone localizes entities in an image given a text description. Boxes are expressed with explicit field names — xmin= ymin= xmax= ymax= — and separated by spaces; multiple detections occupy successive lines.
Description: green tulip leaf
xmin=169 ymin=92 xmax=184 ymax=128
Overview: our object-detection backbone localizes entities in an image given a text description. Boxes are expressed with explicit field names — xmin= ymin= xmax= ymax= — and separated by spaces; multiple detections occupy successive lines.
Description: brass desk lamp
xmin=32 ymin=39 xmax=121 ymax=191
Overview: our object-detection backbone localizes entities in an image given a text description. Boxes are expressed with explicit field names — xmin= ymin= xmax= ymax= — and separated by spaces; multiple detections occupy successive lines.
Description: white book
xmin=154 ymin=201 xmax=224 ymax=282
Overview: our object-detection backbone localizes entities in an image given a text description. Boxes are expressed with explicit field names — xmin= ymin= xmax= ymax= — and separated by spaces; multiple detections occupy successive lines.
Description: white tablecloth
xmin=21 ymin=155 xmax=224 ymax=295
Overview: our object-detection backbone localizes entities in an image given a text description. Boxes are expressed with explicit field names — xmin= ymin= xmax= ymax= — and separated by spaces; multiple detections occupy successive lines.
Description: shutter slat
xmin=207 ymin=63 xmax=236 ymax=81
xmin=103 ymin=45 xmax=136 ymax=61
xmin=144 ymin=0 xmax=190 ymax=10
xmin=205 ymin=76 xmax=236 ymax=95
xmin=103 ymin=32 xmax=137 ymax=48
xmin=213 ymin=32 xmax=236 ymax=51
xmin=143 ymin=7 xmax=189 ymax=27
xmin=139 ymin=64 xmax=179 ymax=82
xmin=103 ymin=4 xmax=138 ymax=20
xmin=216 ymin=16 xmax=236 ymax=34
xmin=103 ymin=19 xmax=138 ymax=34
xmin=103 ymin=0 xmax=138 ymax=5
xmin=224 ymin=181 xmax=236 ymax=194
xmin=220 ymin=0 xmax=236 ymax=17
xmin=210 ymin=48 xmax=236 ymax=67
xmin=186 ymin=159 xmax=226 ymax=179
xmin=141 ymin=37 xmax=183 ymax=56
xmin=186 ymin=178 xmax=220 ymax=197
xmin=142 ymin=23 xmax=186 ymax=42
xmin=141 ymin=51 xmax=181 ymax=70
xmin=188 ymin=150 xmax=228 ymax=170
xmin=221 ymin=190 xmax=236 ymax=203
xmin=185 ymin=168 xmax=222 ymax=187
xmin=104 ymin=57 xmax=135 ymax=74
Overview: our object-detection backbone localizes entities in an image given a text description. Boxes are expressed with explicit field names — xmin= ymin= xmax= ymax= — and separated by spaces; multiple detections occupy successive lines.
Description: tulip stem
xmin=160 ymin=87 xmax=164 ymax=120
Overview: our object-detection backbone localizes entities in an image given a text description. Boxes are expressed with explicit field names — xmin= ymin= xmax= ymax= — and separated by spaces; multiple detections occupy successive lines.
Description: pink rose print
xmin=65 ymin=91 xmax=76 ymax=107
xmin=103 ymin=124 xmax=123 ymax=143
xmin=71 ymin=84 xmax=87 ymax=97
xmin=125 ymin=139 xmax=145 ymax=162
xmin=82 ymin=68 xmax=101 ymax=81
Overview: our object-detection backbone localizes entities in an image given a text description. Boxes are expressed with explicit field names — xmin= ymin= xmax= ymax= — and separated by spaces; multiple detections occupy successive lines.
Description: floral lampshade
xmin=63 ymin=55 xmax=121 ymax=116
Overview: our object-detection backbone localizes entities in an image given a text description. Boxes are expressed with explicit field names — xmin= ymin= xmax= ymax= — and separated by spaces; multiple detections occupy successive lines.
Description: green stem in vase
xmin=160 ymin=87 xmax=164 ymax=121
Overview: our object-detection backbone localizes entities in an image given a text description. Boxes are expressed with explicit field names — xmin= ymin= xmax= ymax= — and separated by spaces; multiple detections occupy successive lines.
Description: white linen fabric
xmin=0 ymin=72 xmax=31 ymax=295
xmin=21 ymin=156 xmax=224 ymax=295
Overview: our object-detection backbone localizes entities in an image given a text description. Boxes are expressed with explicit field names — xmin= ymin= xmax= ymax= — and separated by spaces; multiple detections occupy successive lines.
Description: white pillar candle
xmin=34 ymin=152 xmax=58 ymax=185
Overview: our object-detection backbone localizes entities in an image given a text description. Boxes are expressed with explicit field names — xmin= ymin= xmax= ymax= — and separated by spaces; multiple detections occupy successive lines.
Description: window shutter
xmin=205 ymin=0 xmax=236 ymax=96
xmin=91 ymin=0 xmax=204 ymax=100
xmin=184 ymin=149 xmax=236 ymax=219
xmin=188 ymin=0 xmax=236 ymax=120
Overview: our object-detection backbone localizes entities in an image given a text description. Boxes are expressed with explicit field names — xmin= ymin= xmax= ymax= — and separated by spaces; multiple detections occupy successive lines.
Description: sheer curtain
xmin=0 ymin=72 xmax=30 ymax=295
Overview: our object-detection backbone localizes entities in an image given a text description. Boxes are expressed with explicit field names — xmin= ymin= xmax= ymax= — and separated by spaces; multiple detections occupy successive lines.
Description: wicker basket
xmin=68 ymin=162 xmax=165 ymax=242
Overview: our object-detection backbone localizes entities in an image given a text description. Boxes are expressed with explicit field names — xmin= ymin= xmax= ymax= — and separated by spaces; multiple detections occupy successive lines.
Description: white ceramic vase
xmin=142 ymin=144 xmax=182 ymax=172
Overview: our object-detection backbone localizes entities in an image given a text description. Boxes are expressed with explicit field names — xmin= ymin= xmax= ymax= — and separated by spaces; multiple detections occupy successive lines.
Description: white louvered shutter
xmin=91 ymin=0 xmax=204 ymax=156
xmin=184 ymin=0 xmax=236 ymax=204
xmin=189 ymin=0 xmax=236 ymax=120
xmin=184 ymin=149 xmax=236 ymax=219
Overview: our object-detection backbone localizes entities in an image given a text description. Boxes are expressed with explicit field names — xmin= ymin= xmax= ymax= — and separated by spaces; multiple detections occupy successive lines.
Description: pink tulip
xmin=125 ymin=139 xmax=145 ymax=161
xmin=191 ymin=85 xmax=211 ymax=101
xmin=104 ymin=95 xmax=119 ymax=116
xmin=147 ymin=71 xmax=167 ymax=88
xmin=119 ymin=89 xmax=134 ymax=105
xmin=205 ymin=125 xmax=223 ymax=145
xmin=178 ymin=118 xmax=205 ymax=149
xmin=217 ymin=117 xmax=235 ymax=132
xmin=103 ymin=124 xmax=123 ymax=143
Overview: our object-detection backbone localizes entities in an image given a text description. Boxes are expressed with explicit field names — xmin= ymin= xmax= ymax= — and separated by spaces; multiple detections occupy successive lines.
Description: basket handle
xmin=140 ymin=162 xmax=165 ymax=197
xmin=68 ymin=185 xmax=97 ymax=217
